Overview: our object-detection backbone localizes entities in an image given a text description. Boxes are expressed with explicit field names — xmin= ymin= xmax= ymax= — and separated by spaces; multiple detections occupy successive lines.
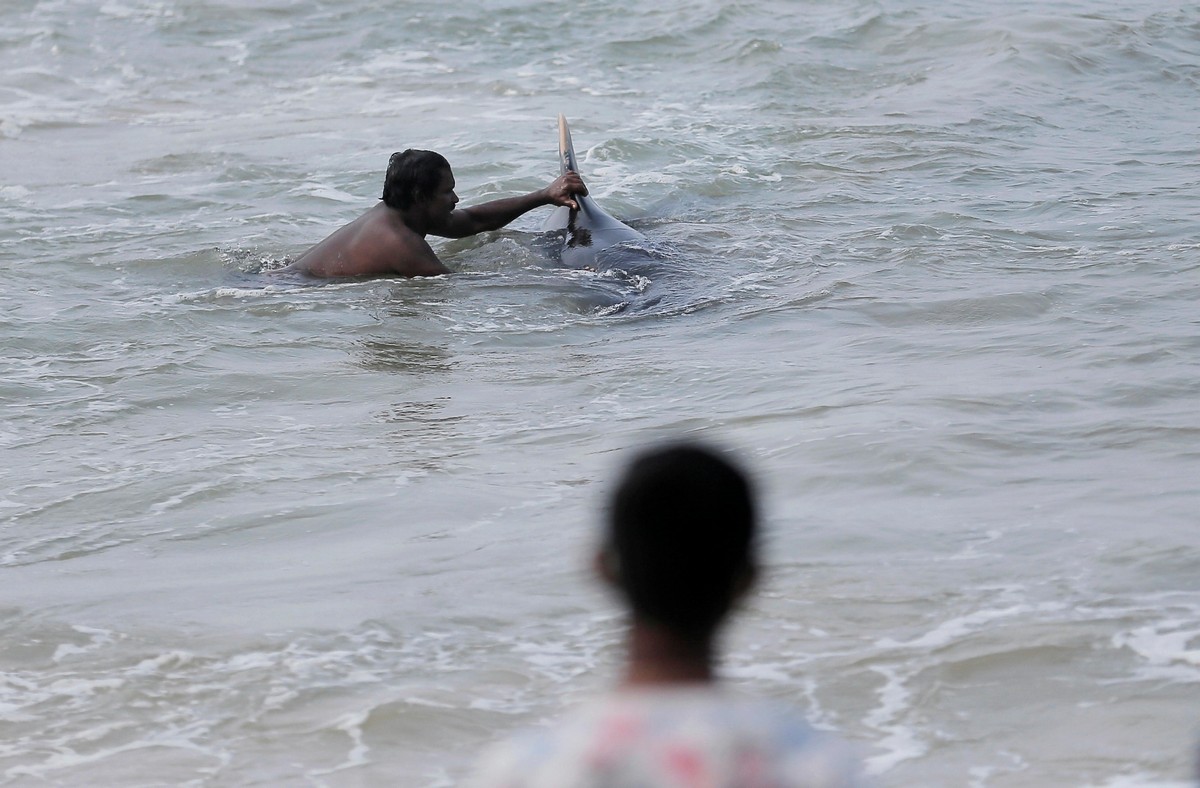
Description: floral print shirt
xmin=467 ymin=687 xmax=865 ymax=788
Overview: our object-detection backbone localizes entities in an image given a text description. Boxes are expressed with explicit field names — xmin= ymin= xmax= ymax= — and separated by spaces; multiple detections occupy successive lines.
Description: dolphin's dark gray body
xmin=541 ymin=115 xmax=644 ymax=269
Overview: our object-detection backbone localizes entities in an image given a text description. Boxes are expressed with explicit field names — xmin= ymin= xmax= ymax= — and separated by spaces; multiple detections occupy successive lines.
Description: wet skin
xmin=282 ymin=169 xmax=586 ymax=279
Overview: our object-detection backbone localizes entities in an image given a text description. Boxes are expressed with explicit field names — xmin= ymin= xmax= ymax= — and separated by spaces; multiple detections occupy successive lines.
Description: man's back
xmin=282 ymin=203 xmax=449 ymax=279
xmin=469 ymin=687 xmax=863 ymax=788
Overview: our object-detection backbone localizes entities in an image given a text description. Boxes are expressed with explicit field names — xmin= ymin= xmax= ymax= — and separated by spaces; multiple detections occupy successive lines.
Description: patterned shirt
xmin=466 ymin=687 xmax=865 ymax=788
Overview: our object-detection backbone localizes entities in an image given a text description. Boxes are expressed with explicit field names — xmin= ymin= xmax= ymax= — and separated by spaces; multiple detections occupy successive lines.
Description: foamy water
xmin=3 ymin=0 xmax=1199 ymax=785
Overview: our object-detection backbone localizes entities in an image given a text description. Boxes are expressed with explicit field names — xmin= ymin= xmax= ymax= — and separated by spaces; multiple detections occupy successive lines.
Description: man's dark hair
xmin=607 ymin=442 xmax=757 ymax=642
xmin=381 ymin=149 xmax=451 ymax=210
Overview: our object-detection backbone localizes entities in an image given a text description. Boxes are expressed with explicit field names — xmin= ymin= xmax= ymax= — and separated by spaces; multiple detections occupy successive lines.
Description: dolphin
xmin=541 ymin=115 xmax=645 ymax=269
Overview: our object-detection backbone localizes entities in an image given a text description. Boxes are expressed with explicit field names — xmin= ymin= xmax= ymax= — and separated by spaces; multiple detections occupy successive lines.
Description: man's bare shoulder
xmin=369 ymin=208 xmax=451 ymax=277
xmin=285 ymin=204 xmax=448 ymax=279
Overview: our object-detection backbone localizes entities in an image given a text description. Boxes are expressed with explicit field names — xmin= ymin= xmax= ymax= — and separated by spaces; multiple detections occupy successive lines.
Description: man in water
xmin=467 ymin=442 xmax=865 ymax=787
xmin=282 ymin=149 xmax=586 ymax=278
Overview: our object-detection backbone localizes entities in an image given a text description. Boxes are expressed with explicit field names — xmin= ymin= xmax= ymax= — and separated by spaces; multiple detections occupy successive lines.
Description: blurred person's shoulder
xmin=465 ymin=687 xmax=867 ymax=788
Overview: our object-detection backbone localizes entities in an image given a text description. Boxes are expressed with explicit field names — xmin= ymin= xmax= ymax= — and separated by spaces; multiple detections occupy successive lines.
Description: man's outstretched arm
xmin=435 ymin=172 xmax=587 ymax=239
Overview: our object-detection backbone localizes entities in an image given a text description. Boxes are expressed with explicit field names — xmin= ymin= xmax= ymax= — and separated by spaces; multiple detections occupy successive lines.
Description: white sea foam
xmin=862 ymin=665 xmax=928 ymax=774
xmin=51 ymin=627 xmax=116 ymax=664
xmin=1084 ymin=777 xmax=1195 ymax=788
xmin=874 ymin=603 xmax=1067 ymax=652
xmin=0 ymin=185 xmax=32 ymax=202
xmin=1112 ymin=619 xmax=1200 ymax=682
xmin=289 ymin=182 xmax=361 ymax=203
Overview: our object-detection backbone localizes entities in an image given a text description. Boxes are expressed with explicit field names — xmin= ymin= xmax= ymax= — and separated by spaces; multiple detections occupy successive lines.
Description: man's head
xmin=604 ymin=442 xmax=758 ymax=643
xmin=381 ymin=149 xmax=453 ymax=210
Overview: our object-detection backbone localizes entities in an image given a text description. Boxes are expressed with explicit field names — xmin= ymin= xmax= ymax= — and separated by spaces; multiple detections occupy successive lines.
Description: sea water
xmin=2 ymin=0 xmax=1198 ymax=785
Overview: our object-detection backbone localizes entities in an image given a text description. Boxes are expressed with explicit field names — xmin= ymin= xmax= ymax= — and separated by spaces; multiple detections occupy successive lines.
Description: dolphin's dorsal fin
xmin=543 ymin=114 xmax=644 ymax=265
xmin=558 ymin=113 xmax=579 ymax=176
